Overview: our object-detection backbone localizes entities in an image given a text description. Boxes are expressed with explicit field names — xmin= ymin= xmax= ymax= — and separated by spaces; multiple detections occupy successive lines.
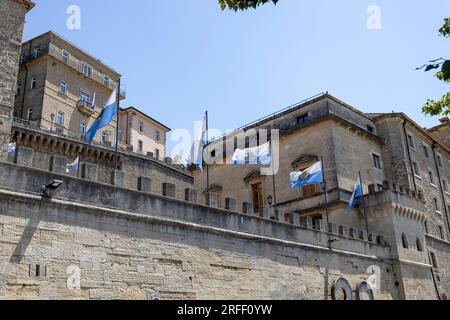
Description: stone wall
xmin=0 ymin=160 xmax=403 ymax=300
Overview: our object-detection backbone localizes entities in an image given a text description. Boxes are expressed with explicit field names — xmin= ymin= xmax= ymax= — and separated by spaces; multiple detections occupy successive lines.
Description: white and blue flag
xmin=66 ymin=157 xmax=79 ymax=174
xmin=232 ymin=142 xmax=272 ymax=166
xmin=190 ymin=113 xmax=207 ymax=172
xmin=85 ymin=89 xmax=117 ymax=144
xmin=348 ymin=176 xmax=363 ymax=211
xmin=7 ymin=142 xmax=16 ymax=158
xmin=290 ymin=161 xmax=323 ymax=188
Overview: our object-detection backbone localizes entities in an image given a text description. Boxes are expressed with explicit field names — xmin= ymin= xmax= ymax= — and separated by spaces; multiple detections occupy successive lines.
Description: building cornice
xmin=11 ymin=0 xmax=35 ymax=12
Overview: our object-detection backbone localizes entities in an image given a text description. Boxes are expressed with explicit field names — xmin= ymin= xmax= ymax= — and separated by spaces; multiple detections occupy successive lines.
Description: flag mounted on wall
xmin=348 ymin=176 xmax=363 ymax=211
xmin=232 ymin=142 xmax=272 ymax=166
xmin=66 ymin=157 xmax=80 ymax=174
xmin=190 ymin=112 xmax=207 ymax=172
xmin=85 ymin=89 xmax=117 ymax=144
xmin=290 ymin=161 xmax=323 ymax=188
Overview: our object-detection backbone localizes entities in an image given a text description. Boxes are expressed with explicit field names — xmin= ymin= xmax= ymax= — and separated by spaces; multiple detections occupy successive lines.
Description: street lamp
xmin=41 ymin=180 xmax=63 ymax=198
xmin=266 ymin=195 xmax=273 ymax=206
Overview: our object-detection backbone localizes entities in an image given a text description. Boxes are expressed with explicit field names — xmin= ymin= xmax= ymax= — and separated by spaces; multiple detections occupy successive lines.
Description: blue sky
xmin=24 ymin=0 xmax=450 ymax=155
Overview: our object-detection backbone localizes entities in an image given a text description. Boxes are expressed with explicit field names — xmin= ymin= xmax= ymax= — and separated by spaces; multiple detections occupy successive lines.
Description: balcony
xmin=77 ymin=100 xmax=95 ymax=116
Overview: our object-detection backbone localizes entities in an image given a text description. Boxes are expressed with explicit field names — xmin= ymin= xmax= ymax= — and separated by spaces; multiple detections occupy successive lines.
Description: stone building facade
xmin=193 ymin=93 xmax=450 ymax=300
xmin=119 ymin=107 xmax=170 ymax=160
xmin=0 ymin=0 xmax=34 ymax=158
xmin=14 ymin=31 xmax=123 ymax=146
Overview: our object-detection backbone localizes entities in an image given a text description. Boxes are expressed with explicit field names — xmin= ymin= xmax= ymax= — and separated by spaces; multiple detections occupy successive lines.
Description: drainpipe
xmin=431 ymin=142 xmax=450 ymax=234
xmin=402 ymin=119 xmax=417 ymax=191
xmin=20 ymin=40 xmax=33 ymax=119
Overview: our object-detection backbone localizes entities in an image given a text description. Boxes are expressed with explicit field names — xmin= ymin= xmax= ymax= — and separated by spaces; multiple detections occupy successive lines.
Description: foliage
xmin=418 ymin=18 xmax=450 ymax=116
xmin=218 ymin=0 xmax=278 ymax=11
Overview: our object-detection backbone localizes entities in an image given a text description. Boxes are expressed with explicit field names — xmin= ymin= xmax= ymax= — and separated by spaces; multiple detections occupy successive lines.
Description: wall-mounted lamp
xmin=266 ymin=195 xmax=273 ymax=206
xmin=41 ymin=180 xmax=63 ymax=197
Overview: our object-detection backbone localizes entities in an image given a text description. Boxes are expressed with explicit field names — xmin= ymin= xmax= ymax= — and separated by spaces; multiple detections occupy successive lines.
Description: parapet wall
xmin=0 ymin=160 xmax=405 ymax=300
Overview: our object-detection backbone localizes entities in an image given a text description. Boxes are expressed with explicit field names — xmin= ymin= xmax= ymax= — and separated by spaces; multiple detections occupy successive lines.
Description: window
xmin=297 ymin=114 xmax=309 ymax=125
xmin=57 ymin=111 xmax=65 ymax=126
xmin=155 ymin=148 xmax=160 ymax=160
xmin=372 ymin=154 xmax=382 ymax=169
xmin=27 ymin=108 xmax=33 ymax=121
xmin=80 ymin=92 xmax=90 ymax=102
xmin=139 ymin=121 xmax=144 ymax=133
xmin=407 ymin=134 xmax=415 ymax=149
xmin=30 ymin=76 xmax=37 ymax=89
xmin=439 ymin=225 xmax=444 ymax=239
xmin=156 ymin=131 xmax=161 ymax=141
xmin=20 ymin=54 xmax=27 ymax=64
xmin=430 ymin=252 xmax=438 ymax=269
xmin=443 ymin=180 xmax=449 ymax=193
xmin=103 ymin=76 xmax=110 ymax=88
xmin=412 ymin=162 xmax=420 ymax=177
xmin=59 ymin=81 xmax=67 ymax=94
xmin=429 ymin=171 xmax=435 ymax=185
xmin=62 ymin=50 xmax=69 ymax=64
xmin=416 ymin=238 xmax=423 ymax=252
xmin=138 ymin=140 xmax=143 ymax=152
xmin=434 ymin=198 xmax=440 ymax=212
xmin=16 ymin=83 xmax=22 ymax=95
xmin=79 ymin=121 xmax=86 ymax=135
xmin=423 ymin=145 xmax=430 ymax=159
xmin=32 ymin=46 xmax=41 ymax=58
xmin=81 ymin=63 xmax=92 ymax=77
xmin=367 ymin=125 xmax=374 ymax=133
xmin=401 ymin=234 xmax=409 ymax=249
xmin=437 ymin=156 xmax=443 ymax=168
xmin=102 ymin=131 xmax=111 ymax=143
xmin=377 ymin=184 xmax=384 ymax=192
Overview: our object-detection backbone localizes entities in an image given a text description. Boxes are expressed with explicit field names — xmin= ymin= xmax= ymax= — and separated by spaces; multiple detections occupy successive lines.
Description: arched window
xmin=402 ymin=234 xmax=409 ymax=249
xmin=416 ymin=238 xmax=423 ymax=252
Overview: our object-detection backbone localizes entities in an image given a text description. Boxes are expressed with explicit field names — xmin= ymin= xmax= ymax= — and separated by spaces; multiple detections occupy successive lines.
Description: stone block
xmin=306 ymin=217 xmax=313 ymax=229
xmin=225 ymin=197 xmax=237 ymax=211
xmin=339 ymin=225 xmax=348 ymax=237
xmin=316 ymin=219 xmax=326 ymax=231
xmin=260 ymin=206 xmax=270 ymax=219
xmin=81 ymin=163 xmax=98 ymax=181
xmin=206 ymin=193 xmax=218 ymax=208
xmin=162 ymin=183 xmax=176 ymax=198
xmin=138 ymin=177 xmax=152 ymax=193
xmin=111 ymin=170 xmax=125 ymax=187
xmin=49 ymin=155 xmax=67 ymax=174
xmin=359 ymin=230 xmax=368 ymax=241
xmin=185 ymin=188 xmax=197 ymax=203
xmin=290 ymin=212 xmax=300 ymax=226
xmin=328 ymin=223 xmax=338 ymax=234
xmin=15 ymin=146 xmax=33 ymax=167
xmin=242 ymin=202 xmax=253 ymax=215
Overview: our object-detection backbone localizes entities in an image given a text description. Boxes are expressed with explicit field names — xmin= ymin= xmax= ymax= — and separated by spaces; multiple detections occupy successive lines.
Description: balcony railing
xmin=77 ymin=100 xmax=95 ymax=116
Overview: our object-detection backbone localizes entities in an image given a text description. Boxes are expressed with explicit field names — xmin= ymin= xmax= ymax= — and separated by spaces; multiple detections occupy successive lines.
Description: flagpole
xmin=358 ymin=171 xmax=370 ymax=236
xmin=321 ymin=155 xmax=330 ymax=226
xmin=205 ymin=110 xmax=210 ymax=192
xmin=114 ymin=78 xmax=121 ymax=170
xmin=271 ymin=140 xmax=278 ymax=215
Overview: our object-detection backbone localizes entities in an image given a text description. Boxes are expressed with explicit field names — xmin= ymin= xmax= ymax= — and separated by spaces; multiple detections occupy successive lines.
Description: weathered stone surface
xmin=81 ymin=163 xmax=98 ymax=181
xmin=162 ymin=183 xmax=176 ymax=198
xmin=242 ymin=202 xmax=253 ymax=215
xmin=138 ymin=177 xmax=152 ymax=193
xmin=184 ymin=188 xmax=197 ymax=203
xmin=111 ymin=170 xmax=125 ymax=187
xmin=225 ymin=197 xmax=236 ymax=211
xmin=15 ymin=146 xmax=33 ymax=166
xmin=49 ymin=155 xmax=67 ymax=174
